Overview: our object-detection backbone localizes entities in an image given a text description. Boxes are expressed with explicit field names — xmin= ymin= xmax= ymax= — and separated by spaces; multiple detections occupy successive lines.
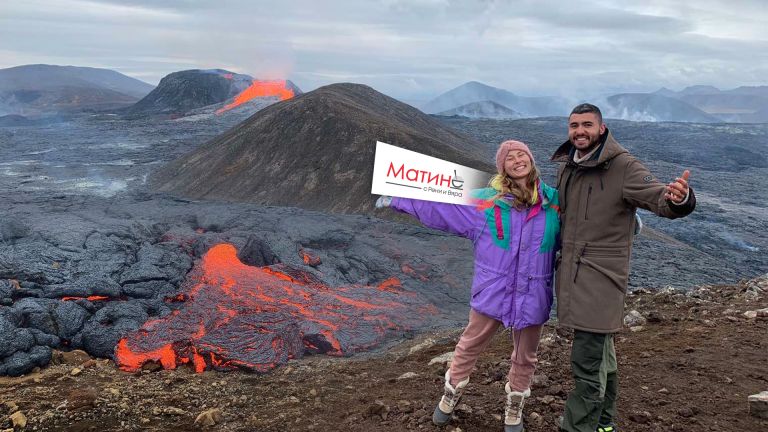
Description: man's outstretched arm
xmin=622 ymin=158 xmax=696 ymax=219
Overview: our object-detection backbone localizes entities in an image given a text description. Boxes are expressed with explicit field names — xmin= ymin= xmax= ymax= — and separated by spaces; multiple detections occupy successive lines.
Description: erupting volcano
xmin=115 ymin=244 xmax=435 ymax=373
xmin=124 ymin=69 xmax=301 ymax=118
xmin=216 ymin=80 xmax=295 ymax=114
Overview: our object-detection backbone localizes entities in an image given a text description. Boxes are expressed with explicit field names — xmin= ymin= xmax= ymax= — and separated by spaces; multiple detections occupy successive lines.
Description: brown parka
xmin=551 ymin=129 xmax=696 ymax=333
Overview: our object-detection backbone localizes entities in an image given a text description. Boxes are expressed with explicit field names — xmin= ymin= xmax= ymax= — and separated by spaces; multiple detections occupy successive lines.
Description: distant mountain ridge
xmin=426 ymin=81 xmax=768 ymax=123
xmin=652 ymin=85 xmax=768 ymax=123
xmin=423 ymin=81 xmax=568 ymax=118
xmin=0 ymin=64 xmax=154 ymax=116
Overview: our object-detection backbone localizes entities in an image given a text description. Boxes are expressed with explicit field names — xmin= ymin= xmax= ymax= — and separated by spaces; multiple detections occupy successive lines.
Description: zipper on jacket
xmin=560 ymin=166 xmax=575 ymax=215
xmin=585 ymin=184 xmax=593 ymax=220
xmin=494 ymin=205 xmax=504 ymax=240
xmin=509 ymin=217 xmax=525 ymax=326
xmin=573 ymin=243 xmax=587 ymax=282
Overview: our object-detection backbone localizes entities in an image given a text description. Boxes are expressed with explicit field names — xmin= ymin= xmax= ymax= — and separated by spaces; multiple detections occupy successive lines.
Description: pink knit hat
xmin=495 ymin=140 xmax=535 ymax=174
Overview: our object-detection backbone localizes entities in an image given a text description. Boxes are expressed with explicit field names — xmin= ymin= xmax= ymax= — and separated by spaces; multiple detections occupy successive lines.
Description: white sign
xmin=371 ymin=141 xmax=492 ymax=205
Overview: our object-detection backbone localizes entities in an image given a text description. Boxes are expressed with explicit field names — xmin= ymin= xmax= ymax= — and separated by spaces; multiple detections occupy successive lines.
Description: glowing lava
xmin=216 ymin=80 xmax=294 ymax=114
xmin=116 ymin=244 xmax=435 ymax=373
xmin=62 ymin=295 xmax=110 ymax=301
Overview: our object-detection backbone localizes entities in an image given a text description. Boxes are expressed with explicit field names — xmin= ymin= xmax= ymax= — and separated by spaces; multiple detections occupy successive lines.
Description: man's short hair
xmin=570 ymin=103 xmax=603 ymax=123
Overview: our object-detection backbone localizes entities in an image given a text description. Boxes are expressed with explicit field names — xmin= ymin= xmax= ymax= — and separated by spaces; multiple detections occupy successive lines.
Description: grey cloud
xmin=86 ymin=0 xmax=217 ymax=11
xmin=0 ymin=0 xmax=765 ymax=100
xmin=507 ymin=2 xmax=693 ymax=33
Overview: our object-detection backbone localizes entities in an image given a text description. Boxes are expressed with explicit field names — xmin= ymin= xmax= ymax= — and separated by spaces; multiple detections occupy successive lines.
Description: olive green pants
xmin=561 ymin=330 xmax=618 ymax=432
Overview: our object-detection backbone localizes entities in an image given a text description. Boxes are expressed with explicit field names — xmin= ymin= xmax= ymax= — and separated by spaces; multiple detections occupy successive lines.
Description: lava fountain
xmin=216 ymin=80 xmax=294 ymax=114
xmin=116 ymin=244 xmax=435 ymax=373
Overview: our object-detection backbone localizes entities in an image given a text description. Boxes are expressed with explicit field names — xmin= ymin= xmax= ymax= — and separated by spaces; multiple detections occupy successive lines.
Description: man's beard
xmin=572 ymin=133 xmax=601 ymax=154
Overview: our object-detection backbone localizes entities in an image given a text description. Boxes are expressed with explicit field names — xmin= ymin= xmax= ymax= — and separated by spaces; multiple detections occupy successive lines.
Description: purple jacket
xmin=391 ymin=192 xmax=557 ymax=329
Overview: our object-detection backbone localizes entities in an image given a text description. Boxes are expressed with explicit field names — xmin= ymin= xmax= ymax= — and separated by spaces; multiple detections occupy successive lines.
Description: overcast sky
xmin=1 ymin=0 xmax=766 ymax=102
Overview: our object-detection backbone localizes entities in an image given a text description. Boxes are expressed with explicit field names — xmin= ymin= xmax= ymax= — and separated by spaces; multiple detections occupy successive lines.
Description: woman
xmin=376 ymin=140 xmax=559 ymax=432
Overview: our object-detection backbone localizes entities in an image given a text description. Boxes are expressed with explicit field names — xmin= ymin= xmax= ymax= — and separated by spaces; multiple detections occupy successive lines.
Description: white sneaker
xmin=504 ymin=382 xmax=530 ymax=432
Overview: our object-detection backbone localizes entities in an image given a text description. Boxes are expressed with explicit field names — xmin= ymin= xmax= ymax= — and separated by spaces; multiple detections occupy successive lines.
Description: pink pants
xmin=449 ymin=309 xmax=543 ymax=392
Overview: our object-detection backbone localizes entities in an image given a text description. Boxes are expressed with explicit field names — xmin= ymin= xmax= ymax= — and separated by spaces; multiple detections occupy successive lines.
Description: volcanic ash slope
xmin=150 ymin=83 xmax=494 ymax=215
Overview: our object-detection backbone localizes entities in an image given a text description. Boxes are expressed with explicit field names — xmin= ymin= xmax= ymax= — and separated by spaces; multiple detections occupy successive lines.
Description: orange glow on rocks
xmin=299 ymin=248 xmax=321 ymax=267
xmin=115 ymin=340 xmax=178 ymax=370
xmin=216 ymin=80 xmax=294 ymax=114
xmin=401 ymin=263 xmax=430 ymax=282
xmin=115 ymin=244 xmax=434 ymax=373
xmin=62 ymin=295 xmax=110 ymax=301
xmin=378 ymin=277 xmax=403 ymax=292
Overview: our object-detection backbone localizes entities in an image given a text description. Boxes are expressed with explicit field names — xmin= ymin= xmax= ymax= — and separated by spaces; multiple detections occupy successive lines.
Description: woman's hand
xmin=375 ymin=196 xmax=393 ymax=208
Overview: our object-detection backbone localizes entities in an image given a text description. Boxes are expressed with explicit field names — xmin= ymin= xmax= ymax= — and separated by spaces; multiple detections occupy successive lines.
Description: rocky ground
xmin=2 ymin=276 xmax=766 ymax=432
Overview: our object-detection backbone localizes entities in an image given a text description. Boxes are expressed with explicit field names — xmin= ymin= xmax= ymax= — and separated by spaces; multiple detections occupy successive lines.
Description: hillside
xmin=125 ymin=69 xmax=301 ymax=118
xmin=0 ymin=64 xmax=154 ymax=116
xmin=602 ymin=93 xmax=720 ymax=123
xmin=150 ymin=83 xmax=493 ymax=215
xmin=437 ymin=100 xmax=522 ymax=119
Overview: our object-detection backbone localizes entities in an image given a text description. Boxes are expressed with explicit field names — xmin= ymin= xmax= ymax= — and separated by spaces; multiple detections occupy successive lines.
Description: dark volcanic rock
xmin=125 ymin=69 xmax=245 ymax=118
xmin=0 ymin=315 xmax=53 ymax=376
xmin=0 ymin=280 xmax=15 ymax=305
xmin=0 ymin=114 xmax=34 ymax=127
xmin=80 ymin=300 xmax=169 ymax=358
xmin=1 ymin=345 xmax=51 ymax=376
xmin=52 ymin=301 xmax=91 ymax=339
xmin=0 ymin=194 xmax=474 ymax=375
xmin=237 ymin=235 xmax=280 ymax=266
xmin=150 ymin=83 xmax=494 ymax=215
xmin=0 ymin=219 xmax=31 ymax=243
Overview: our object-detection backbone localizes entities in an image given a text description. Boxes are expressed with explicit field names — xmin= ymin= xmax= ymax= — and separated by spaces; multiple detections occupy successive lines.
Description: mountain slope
xmin=0 ymin=64 xmax=155 ymax=116
xmin=150 ymin=83 xmax=493 ymax=214
xmin=652 ymin=85 xmax=768 ymax=123
xmin=437 ymin=100 xmax=522 ymax=119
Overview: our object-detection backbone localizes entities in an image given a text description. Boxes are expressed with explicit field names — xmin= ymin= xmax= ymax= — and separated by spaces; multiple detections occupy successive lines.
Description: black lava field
xmin=1 ymin=112 xmax=765 ymax=376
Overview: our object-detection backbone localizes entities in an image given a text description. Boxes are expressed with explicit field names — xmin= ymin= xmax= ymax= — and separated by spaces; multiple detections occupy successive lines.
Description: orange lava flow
xmin=378 ymin=277 xmax=402 ymax=292
xmin=216 ymin=80 xmax=294 ymax=114
xmin=115 ymin=340 xmax=178 ymax=371
xmin=115 ymin=243 xmax=431 ymax=373
xmin=62 ymin=295 xmax=109 ymax=301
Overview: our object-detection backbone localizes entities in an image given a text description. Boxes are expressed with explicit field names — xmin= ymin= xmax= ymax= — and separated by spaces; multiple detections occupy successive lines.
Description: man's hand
xmin=665 ymin=170 xmax=690 ymax=204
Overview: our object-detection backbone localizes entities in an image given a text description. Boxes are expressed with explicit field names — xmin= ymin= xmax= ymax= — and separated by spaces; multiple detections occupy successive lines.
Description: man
xmin=552 ymin=103 xmax=695 ymax=432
